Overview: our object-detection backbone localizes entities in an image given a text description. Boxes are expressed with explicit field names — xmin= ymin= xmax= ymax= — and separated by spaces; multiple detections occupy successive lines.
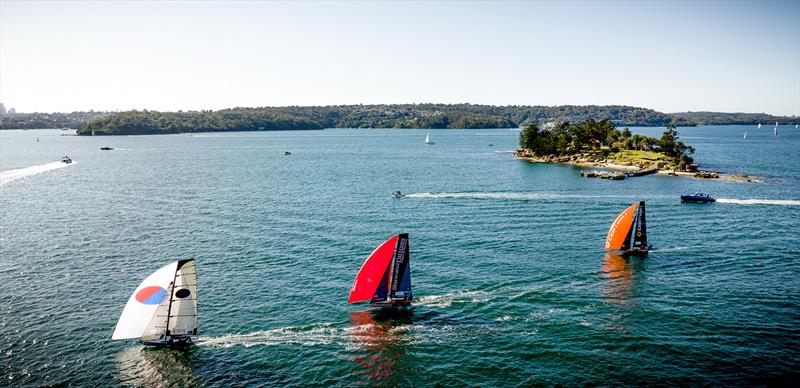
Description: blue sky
xmin=1 ymin=0 xmax=798 ymax=115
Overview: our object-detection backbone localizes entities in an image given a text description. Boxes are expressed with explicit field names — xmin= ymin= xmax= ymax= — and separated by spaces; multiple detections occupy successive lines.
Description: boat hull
xmin=681 ymin=196 xmax=716 ymax=203
xmin=369 ymin=298 xmax=412 ymax=308
xmin=141 ymin=335 xmax=193 ymax=347
xmin=620 ymin=248 xmax=650 ymax=257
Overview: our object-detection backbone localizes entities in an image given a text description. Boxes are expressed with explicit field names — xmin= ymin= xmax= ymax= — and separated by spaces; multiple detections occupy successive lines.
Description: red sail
xmin=348 ymin=235 xmax=398 ymax=303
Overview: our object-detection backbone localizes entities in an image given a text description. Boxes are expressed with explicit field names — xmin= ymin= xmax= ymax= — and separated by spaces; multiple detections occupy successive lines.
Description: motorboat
xmin=100 ymin=147 xmax=114 ymax=150
xmin=681 ymin=192 xmax=716 ymax=203
xmin=61 ymin=156 xmax=73 ymax=164
xmin=392 ymin=191 xmax=404 ymax=198
xmin=284 ymin=151 xmax=292 ymax=155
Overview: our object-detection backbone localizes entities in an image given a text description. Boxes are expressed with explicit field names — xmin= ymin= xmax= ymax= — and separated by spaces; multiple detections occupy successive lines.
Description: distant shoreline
xmin=1 ymin=104 xmax=797 ymax=132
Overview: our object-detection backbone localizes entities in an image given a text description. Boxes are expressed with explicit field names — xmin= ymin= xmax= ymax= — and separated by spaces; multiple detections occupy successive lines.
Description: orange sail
xmin=605 ymin=202 xmax=639 ymax=250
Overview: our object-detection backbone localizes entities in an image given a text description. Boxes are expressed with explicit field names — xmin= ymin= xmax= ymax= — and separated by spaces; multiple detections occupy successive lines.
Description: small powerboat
xmin=681 ymin=192 xmax=716 ymax=203
xmin=392 ymin=191 xmax=404 ymax=198
xmin=284 ymin=151 xmax=292 ymax=155
xmin=61 ymin=156 xmax=73 ymax=164
xmin=100 ymin=147 xmax=113 ymax=150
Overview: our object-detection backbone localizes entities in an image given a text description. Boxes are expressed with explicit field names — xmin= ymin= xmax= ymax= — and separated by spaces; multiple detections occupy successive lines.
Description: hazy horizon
xmin=1 ymin=1 xmax=798 ymax=115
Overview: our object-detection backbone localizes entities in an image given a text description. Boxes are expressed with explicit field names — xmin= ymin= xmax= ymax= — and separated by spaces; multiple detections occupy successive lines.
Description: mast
xmin=621 ymin=213 xmax=635 ymax=250
xmin=385 ymin=244 xmax=396 ymax=302
xmin=163 ymin=267 xmax=179 ymax=339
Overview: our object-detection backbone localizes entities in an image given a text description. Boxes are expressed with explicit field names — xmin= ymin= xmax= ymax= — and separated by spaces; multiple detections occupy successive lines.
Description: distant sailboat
xmin=743 ymin=130 xmax=748 ymax=139
xmin=349 ymin=234 xmax=412 ymax=307
xmin=757 ymin=123 xmax=762 ymax=128
xmin=113 ymin=259 xmax=198 ymax=346
xmin=774 ymin=126 xmax=778 ymax=136
xmin=605 ymin=201 xmax=650 ymax=257
xmin=424 ymin=131 xmax=434 ymax=145
xmin=775 ymin=121 xmax=779 ymax=126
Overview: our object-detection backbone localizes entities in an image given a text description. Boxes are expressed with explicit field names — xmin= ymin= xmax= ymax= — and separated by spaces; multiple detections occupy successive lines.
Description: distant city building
xmin=8 ymin=108 xmax=16 ymax=114
xmin=0 ymin=103 xmax=6 ymax=115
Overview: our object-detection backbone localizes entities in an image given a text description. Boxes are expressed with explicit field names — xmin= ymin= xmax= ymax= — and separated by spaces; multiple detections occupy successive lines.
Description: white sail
xmin=758 ymin=123 xmax=762 ymax=128
xmin=775 ymin=121 xmax=779 ymax=126
xmin=425 ymin=131 xmax=434 ymax=144
xmin=167 ymin=259 xmax=198 ymax=337
xmin=141 ymin=287 xmax=173 ymax=341
xmin=743 ymin=131 xmax=748 ymax=139
xmin=112 ymin=261 xmax=179 ymax=340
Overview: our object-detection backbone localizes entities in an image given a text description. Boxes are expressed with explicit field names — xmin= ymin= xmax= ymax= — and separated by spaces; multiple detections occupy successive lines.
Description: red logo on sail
xmin=135 ymin=286 xmax=167 ymax=305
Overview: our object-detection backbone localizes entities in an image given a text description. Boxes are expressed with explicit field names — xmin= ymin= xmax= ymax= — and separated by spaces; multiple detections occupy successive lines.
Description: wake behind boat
xmin=112 ymin=259 xmax=198 ymax=347
xmin=605 ymin=201 xmax=650 ymax=257
xmin=349 ymin=234 xmax=413 ymax=308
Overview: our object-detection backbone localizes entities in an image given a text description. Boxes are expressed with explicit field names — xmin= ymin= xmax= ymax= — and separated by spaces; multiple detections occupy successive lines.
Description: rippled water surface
xmin=1 ymin=126 xmax=799 ymax=386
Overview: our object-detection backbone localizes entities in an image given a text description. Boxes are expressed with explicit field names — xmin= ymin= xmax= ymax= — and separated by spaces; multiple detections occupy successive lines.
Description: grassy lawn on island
xmin=610 ymin=150 xmax=671 ymax=164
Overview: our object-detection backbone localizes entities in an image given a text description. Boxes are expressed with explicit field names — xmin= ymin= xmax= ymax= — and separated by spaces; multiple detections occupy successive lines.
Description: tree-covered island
xmin=515 ymin=120 xmax=757 ymax=181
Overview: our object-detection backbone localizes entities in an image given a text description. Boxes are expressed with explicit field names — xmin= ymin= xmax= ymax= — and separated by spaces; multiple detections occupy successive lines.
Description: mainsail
xmin=389 ymin=234 xmax=411 ymax=300
xmin=631 ymin=202 xmax=648 ymax=251
xmin=349 ymin=234 xmax=412 ymax=305
xmin=167 ymin=259 xmax=198 ymax=337
xmin=605 ymin=201 xmax=648 ymax=255
xmin=113 ymin=259 xmax=197 ymax=342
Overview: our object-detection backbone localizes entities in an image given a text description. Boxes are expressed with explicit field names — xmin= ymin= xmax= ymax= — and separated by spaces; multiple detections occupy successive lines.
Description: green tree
xmin=519 ymin=123 xmax=540 ymax=151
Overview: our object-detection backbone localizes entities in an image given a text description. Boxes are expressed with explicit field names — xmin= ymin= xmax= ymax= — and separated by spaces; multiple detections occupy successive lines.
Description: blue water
xmin=1 ymin=126 xmax=798 ymax=386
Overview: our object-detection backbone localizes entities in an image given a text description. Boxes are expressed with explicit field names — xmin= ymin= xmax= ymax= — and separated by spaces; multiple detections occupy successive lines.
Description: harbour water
xmin=1 ymin=126 xmax=798 ymax=385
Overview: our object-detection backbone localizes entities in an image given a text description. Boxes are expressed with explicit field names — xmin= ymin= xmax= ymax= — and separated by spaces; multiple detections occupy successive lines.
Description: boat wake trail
xmin=717 ymin=198 xmax=800 ymax=206
xmin=405 ymin=192 xmax=651 ymax=201
xmin=415 ymin=290 xmax=494 ymax=308
xmin=197 ymin=322 xmax=470 ymax=348
xmin=198 ymin=323 xmax=367 ymax=348
xmin=0 ymin=161 xmax=75 ymax=186
xmin=648 ymin=245 xmax=709 ymax=253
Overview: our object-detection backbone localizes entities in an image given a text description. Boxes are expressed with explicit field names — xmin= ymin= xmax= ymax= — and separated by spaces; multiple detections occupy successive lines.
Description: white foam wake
xmin=197 ymin=322 xmax=453 ymax=349
xmin=406 ymin=192 xmax=552 ymax=200
xmin=717 ymin=198 xmax=800 ymax=206
xmin=415 ymin=290 xmax=494 ymax=308
xmin=0 ymin=161 xmax=75 ymax=186
xmin=405 ymin=192 xmax=643 ymax=201
xmin=197 ymin=323 xmax=374 ymax=349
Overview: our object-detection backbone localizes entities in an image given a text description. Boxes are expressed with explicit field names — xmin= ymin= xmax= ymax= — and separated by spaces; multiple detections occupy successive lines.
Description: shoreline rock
xmin=513 ymin=150 xmax=761 ymax=183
